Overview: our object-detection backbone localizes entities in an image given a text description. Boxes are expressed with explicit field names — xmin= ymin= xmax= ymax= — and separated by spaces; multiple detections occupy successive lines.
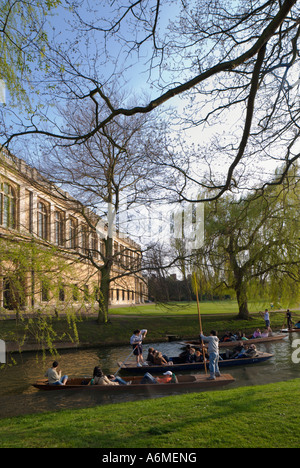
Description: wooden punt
xmin=182 ymin=334 xmax=286 ymax=349
xmin=118 ymin=352 xmax=273 ymax=375
xmin=32 ymin=374 xmax=235 ymax=392
xmin=281 ymin=328 xmax=300 ymax=333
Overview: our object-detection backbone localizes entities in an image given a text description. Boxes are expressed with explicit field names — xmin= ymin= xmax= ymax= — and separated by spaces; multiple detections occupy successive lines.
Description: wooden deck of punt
xmin=32 ymin=374 xmax=235 ymax=392
xmin=281 ymin=328 xmax=300 ymax=333
xmin=182 ymin=334 xmax=286 ymax=349
xmin=118 ymin=352 xmax=273 ymax=374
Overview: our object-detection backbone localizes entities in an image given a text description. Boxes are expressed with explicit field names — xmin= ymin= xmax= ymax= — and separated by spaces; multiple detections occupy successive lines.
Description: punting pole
xmin=193 ymin=272 xmax=207 ymax=374
xmin=114 ymin=345 xmax=137 ymax=377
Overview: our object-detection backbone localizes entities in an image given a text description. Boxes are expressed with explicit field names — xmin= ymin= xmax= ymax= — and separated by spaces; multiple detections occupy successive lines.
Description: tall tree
xmin=35 ymin=102 xmax=156 ymax=323
xmin=1 ymin=0 xmax=299 ymax=199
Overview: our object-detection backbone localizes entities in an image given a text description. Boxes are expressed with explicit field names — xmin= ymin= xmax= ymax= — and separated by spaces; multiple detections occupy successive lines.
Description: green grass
xmin=1 ymin=379 xmax=300 ymax=448
xmin=109 ymin=299 xmax=300 ymax=316
xmin=109 ymin=300 xmax=261 ymax=316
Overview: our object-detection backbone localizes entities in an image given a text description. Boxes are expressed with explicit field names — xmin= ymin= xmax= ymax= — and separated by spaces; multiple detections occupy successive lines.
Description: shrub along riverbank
xmin=1 ymin=379 xmax=300 ymax=448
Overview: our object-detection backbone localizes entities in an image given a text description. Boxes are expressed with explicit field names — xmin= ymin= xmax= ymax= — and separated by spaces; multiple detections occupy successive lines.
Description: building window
xmin=84 ymin=285 xmax=89 ymax=302
xmin=0 ymin=182 xmax=16 ymax=229
xmin=69 ymin=218 xmax=77 ymax=249
xmin=41 ymin=281 xmax=50 ymax=302
xmin=54 ymin=210 xmax=64 ymax=246
xmin=72 ymin=284 xmax=79 ymax=301
xmin=91 ymin=231 xmax=98 ymax=259
xmin=59 ymin=285 xmax=65 ymax=302
xmin=81 ymin=226 xmax=89 ymax=254
xmin=37 ymin=201 xmax=48 ymax=240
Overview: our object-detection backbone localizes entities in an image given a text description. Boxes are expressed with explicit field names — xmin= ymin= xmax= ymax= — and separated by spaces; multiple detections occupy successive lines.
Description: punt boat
xmin=118 ymin=352 xmax=273 ymax=374
xmin=182 ymin=334 xmax=286 ymax=349
xmin=32 ymin=373 xmax=235 ymax=392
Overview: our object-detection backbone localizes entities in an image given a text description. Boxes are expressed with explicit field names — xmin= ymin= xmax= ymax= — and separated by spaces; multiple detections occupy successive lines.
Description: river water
xmin=0 ymin=333 xmax=299 ymax=418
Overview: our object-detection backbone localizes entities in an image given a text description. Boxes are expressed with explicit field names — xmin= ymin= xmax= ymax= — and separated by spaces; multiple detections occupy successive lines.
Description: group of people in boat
xmin=223 ymin=342 xmax=258 ymax=360
xmin=44 ymin=360 xmax=177 ymax=387
xmin=220 ymin=328 xmax=270 ymax=343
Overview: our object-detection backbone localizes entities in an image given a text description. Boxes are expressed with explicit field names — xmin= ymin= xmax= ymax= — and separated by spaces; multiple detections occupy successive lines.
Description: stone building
xmin=0 ymin=148 xmax=147 ymax=313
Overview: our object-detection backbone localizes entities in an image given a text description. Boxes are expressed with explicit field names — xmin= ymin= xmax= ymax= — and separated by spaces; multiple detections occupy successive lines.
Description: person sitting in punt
xmin=252 ymin=328 xmax=261 ymax=339
xmin=261 ymin=329 xmax=269 ymax=338
xmin=140 ymin=370 xmax=177 ymax=384
xmin=89 ymin=366 xmax=129 ymax=386
xmin=225 ymin=342 xmax=245 ymax=359
xmin=185 ymin=347 xmax=196 ymax=363
xmin=240 ymin=332 xmax=249 ymax=341
xmin=153 ymin=351 xmax=169 ymax=366
xmin=234 ymin=343 xmax=257 ymax=359
xmin=146 ymin=347 xmax=156 ymax=364
xmin=245 ymin=344 xmax=257 ymax=357
xmin=44 ymin=361 xmax=68 ymax=386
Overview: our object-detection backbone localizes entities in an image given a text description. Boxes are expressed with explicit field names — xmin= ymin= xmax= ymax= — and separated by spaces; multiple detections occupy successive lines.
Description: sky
xmin=1 ymin=0 xmax=299 ymax=252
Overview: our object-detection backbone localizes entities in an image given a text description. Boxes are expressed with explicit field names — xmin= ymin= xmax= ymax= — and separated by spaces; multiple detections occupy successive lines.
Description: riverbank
xmin=1 ymin=379 xmax=299 ymax=448
xmin=1 ymin=309 xmax=295 ymax=353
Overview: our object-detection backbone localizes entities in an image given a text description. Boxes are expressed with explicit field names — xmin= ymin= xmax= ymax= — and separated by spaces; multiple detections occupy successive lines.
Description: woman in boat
xmin=146 ymin=347 xmax=156 ymax=364
xmin=153 ymin=351 xmax=168 ymax=366
xmin=90 ymin=366 xmax=129 ymax=386
xmin=252 ymin=328 xmax=261 ymax=339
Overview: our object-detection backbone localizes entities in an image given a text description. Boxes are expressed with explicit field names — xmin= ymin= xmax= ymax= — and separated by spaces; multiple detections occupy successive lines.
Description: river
xmin=0 ymin=333 xmax=299 ymax=418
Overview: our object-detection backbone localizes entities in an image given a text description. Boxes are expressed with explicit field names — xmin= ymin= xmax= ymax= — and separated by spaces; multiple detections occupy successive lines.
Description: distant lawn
xmin=108 ymin=299 xmax=289 ymax=316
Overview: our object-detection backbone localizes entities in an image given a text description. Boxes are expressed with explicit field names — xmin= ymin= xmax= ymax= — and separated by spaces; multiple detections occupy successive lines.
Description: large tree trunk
xmin=97 ymin=236 xmax=113 ymax=324
xmin=98 ymin=268 xmax=110 ymax=324
xmin=235 ymin=279 xmax=250 ymax=320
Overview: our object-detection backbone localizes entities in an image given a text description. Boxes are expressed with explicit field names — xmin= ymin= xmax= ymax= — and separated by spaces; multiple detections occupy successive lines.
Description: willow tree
xmin=0 ymin=0 xmax=62 ymax=108
xmin=194 ymin=169 xmax=300 ymax=319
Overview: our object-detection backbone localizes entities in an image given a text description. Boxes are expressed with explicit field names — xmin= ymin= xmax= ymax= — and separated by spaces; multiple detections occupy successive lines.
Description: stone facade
xmin=0 ymin=148 xmax=147 ymax=313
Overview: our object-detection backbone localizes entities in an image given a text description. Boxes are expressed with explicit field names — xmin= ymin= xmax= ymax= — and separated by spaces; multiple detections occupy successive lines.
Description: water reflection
xmin=0 ymin=334 xmax=299 ymax=418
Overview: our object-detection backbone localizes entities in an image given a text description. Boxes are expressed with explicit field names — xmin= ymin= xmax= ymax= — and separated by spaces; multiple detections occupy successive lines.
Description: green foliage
xmin=0 ymin=0 xmax=61 ymax=108
xmin=194 ymin=168 xmax=300 ymax=318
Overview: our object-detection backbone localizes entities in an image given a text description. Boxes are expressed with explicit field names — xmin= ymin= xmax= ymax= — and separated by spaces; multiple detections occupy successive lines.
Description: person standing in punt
xmin=129 ymin=328 xmax=147 ymax=366
xmin=199 ymin=330 xmax=221 ymax=380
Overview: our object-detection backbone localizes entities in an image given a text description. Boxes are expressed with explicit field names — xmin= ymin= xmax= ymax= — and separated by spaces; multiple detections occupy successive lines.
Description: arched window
xmin=0 ymin=182 xmax=16 ymax=229
xmin=37 ymin=201 xmax=49 ymax=240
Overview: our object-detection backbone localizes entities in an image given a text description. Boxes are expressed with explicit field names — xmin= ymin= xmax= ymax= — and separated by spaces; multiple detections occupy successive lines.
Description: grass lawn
xmin=109 ymin=299 xmax=300 ymax=316
xmin=1 ymin=379 xmax=299 ymax=448
xmin=108 ymin=299 xmax=271 ymax=316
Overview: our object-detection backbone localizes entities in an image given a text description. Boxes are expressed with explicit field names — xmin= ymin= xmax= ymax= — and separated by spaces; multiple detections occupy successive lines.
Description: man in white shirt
xmin=45 ymin=361 xmax=68 ymax=385
xmin=199 ymin=330 xmax=220 ymax=380
xmin=130 ymin=329 xmax=147 ymax=366
xmin=260 ymin=309 xmax=272 ymax=334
